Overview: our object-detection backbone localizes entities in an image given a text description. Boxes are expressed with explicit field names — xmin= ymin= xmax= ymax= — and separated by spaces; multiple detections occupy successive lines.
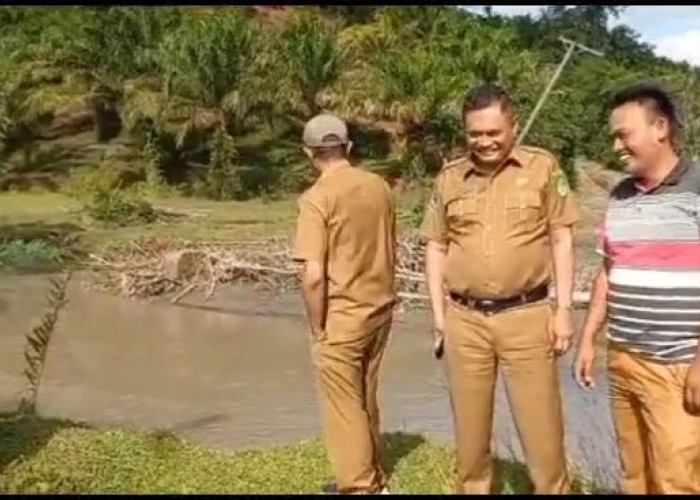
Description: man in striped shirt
xmin=573 ymin=83 xmax=700 ymax=494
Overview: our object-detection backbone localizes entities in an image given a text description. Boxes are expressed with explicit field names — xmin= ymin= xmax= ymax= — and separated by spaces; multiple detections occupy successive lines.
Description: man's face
xmin=610 ymin=102 xmax=668 ymax=176
xmin=464 ymin=104 xmax=516 ymax=168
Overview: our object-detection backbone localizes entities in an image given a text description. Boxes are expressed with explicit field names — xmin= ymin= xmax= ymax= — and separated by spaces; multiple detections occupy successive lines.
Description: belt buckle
xmin=481 ymin=299 xmax=495 ymax=316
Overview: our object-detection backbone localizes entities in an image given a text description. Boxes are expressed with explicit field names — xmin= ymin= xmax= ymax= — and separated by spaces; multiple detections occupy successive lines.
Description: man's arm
xmin=292 ymin=195 xmax=328 ymax=338
xmin=425 ymin=240 xmax=447 ymax=332
xmin=578 ymin=261 xmax=610 ymax=350
xmin=419 ymin=178 xmax=449 ymax=357
xmin=300 ymin=260 xmax=327 ymax=336
xmin=550 ymin=225 xmax=575 ymax=310
xmin=544 ymin=161 xmax=579 ymax=356
xmin=686 ymin=334 xmax=700 ymax=414
xmin=684 ymin=197 xmax=700 ymax=413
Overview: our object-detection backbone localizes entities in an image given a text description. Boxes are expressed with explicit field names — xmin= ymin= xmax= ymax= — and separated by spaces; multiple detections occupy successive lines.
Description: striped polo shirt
xmin=599 ymin=159 xmax=700 ymax=363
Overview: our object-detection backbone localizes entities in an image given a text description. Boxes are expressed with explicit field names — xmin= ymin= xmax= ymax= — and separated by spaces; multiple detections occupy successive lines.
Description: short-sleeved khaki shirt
xmin=420 ymin=145 xmax=579 ymax=299
xmin=293 ymin=161 xmax=396 ymax=339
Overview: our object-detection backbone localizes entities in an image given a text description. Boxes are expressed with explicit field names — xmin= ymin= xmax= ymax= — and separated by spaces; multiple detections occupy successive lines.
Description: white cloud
xmin=464 ymin=5 xmax=581 ymax=18
xmin=484 ymin=6 xmax=544 ymax=16
xmin=652 ymin=29 xmax=700 ymax=67
xmin=463 ymin=5 xmax=700 ymax=67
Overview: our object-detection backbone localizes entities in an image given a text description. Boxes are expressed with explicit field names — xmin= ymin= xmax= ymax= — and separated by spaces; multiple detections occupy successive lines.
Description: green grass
xmin=0 ymin=191 xmax=300 ymax=254
xmin=0 ymin=413 xmax=611 ymax=494
xmin=0 ymin=187 xmax=428 ymax=256
xmin=0 ymin=240 xmax=66 ymax=272
xmin=0 ymin=186 xmax=601 ymax=270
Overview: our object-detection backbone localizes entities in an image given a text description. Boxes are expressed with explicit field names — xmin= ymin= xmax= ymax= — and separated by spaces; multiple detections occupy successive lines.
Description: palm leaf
xmin=18 ymin=271 xmax=72 ymax=415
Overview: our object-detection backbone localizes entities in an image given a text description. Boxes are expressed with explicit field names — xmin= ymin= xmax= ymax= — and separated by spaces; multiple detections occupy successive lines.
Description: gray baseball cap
xmin=302 ymin=114 xmax=349 ymax=148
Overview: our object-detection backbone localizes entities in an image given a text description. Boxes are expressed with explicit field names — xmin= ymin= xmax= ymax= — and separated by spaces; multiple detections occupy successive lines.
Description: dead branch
xmin=86 ymin=234 xmax=595 ymax=308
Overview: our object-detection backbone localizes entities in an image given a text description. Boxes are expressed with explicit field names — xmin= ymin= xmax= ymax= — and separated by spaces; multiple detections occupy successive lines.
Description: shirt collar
xmin=463 ymin=146 xmax=526 ymax=176
xmin=633 ymin=157 xmax=688 ymax=193
xmin=319 ymin=159 xmax=352 ymax=179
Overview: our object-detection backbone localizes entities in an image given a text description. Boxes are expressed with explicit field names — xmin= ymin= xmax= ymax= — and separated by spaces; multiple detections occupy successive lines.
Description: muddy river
xmin=0 ymin=274 xmax=618 ymax=488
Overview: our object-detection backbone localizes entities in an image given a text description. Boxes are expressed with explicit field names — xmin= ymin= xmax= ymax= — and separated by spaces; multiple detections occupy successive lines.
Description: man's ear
xmin=654 ymin=116 xmax=670 ymax=143
xmin=512 ymin=118 xmax=520 ymax=139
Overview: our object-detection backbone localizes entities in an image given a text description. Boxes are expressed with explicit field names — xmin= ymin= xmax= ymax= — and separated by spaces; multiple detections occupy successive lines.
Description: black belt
xmin=449 ymin=283 xmax=550 ymax=315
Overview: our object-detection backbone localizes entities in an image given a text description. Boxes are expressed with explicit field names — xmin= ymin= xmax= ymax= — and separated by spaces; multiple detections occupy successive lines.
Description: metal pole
xmin=516 ymin=37 xmax=603 ymax=145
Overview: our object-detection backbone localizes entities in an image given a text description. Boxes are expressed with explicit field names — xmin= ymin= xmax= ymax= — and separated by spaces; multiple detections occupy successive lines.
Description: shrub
xmin=63 ymin=161 xmax=142 ymax=202
xmin=0 ymin=240 xmax=65 ymax=272
xmin=83 ymin=188 xmax=157 ymax=227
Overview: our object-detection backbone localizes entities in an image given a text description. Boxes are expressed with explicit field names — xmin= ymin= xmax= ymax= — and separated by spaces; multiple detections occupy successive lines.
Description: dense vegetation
xmin=0 ymin=5 xmax=698 ymax=201
xmin=0 ymin=415 xmax=611 ymax=494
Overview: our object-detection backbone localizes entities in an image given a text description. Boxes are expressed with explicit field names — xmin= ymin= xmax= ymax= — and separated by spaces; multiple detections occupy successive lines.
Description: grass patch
xmin=0 ymin=414 xmax=611 ymax=494
xmin=0 ymin=220 xmax=84 ymax=272
xmin=0 ymin=187 xmax=428 ymax=255
xmin=0 ymin=240 xmax=65 ymax=272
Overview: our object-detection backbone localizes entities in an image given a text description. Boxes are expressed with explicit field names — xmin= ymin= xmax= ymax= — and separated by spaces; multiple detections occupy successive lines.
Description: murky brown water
xmin=0 ymin=274 xmax=618 ymax=488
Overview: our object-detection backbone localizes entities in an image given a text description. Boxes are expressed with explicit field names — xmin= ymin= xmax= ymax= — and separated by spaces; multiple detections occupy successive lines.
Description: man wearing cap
xmin=293 ymin=114 xmax=397 ymax=494
xmin=420 ymin=83 xmax=579 ymax=494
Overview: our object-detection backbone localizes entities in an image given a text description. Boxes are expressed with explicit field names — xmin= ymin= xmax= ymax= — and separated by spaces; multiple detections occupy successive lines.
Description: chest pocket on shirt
xmin=445 ymin=193 xmax=479 ymax=235
xmin=505 ymin=190 xmax=542 ymax=229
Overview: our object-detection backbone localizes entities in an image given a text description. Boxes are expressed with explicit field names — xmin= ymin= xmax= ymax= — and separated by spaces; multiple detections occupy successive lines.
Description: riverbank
xmin=0 ymin=412 xmax=611 ymax=494
xmin=0 ymin=275 xmax=618 ymax=492
xmin=0 ymin=189 xmax=601 ymax=310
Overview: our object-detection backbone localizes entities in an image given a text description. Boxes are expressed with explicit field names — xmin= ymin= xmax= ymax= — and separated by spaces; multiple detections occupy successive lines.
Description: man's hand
xmin=432 ymin=327 xmax=445 ymax=360
xmin=573 ymin=341 xmax=596 ymax=389
xmin=549 ymin=306 xmax=573 ymax=357
xmin=684 ymin=358 xmax=700 ymax=415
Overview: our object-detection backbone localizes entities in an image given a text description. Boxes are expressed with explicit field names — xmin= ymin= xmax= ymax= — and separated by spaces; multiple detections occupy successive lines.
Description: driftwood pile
xmin=85 ymin=235 xmax=595 ymax=307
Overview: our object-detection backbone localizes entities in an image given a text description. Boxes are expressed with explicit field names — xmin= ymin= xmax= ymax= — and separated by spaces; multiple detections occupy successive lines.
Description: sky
xmin=463 ymin=6 xmax=700 ymax=67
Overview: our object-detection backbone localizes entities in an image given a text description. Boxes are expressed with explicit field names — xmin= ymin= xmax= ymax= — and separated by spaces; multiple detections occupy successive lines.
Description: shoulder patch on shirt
xmin=552 ymin=170 xmax=570 ymax=196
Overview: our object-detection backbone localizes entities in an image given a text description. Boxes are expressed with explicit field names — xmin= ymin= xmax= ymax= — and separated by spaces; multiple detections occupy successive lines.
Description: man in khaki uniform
xmin=420 ymin=84 xmax=579 ymax=494
xmin=293 ymin=114 xmax=397 ymax=494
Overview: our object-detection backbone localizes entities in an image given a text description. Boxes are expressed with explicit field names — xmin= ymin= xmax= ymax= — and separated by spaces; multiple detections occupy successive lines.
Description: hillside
xmin=0 ymin=6 xmax=693 ymax=214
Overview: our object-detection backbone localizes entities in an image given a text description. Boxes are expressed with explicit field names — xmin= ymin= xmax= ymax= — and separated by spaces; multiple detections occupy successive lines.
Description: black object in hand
xmin=433 ymin=335 xmax=444 ymax=360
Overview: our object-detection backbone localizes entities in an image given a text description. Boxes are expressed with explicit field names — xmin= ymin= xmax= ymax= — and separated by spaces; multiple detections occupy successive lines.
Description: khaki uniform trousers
xmin=444 ymin=298 xmax=569 ymax=494
xmin=608 ymin=348 xmax=700 ymax=494
xmin=311 ymin=316 xmax=392 ymax=494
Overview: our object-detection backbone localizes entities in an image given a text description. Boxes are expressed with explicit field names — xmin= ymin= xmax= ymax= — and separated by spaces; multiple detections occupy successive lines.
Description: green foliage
xmin=159 ymin=10 xmax=256 ymax=108
xmin=192 ymin=129 xmax=241 ymax=201
xmin=0 ymin=240 xmax=64 ymax=272
xmin=63 ymin=161 xmax=142 ymax=201
xmin=0 ymin=419 xmax=613 ymax=494
xmin=18 ymin=272 xmax=71 ymax=415
xmin=83 ymin=188 xmax=157 ymax=227
xmin=1 ymin=5 xmax=699 ymax=196
xmin=275 ymin=10 xmax=343 ymax=117
xmin=141 ymin=126 xmax=169 ymax=196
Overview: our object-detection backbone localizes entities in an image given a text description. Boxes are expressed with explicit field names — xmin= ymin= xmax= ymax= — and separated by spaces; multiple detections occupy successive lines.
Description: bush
xmin=191 ymin=130 xmax=242 ymax=201
xmin=0 ymin=240 xmax=65 ymax=272
xmin=63 ymin=161 xmax=143 ymax=202
xmin=83 ymin=188 xmax=157 ymax=227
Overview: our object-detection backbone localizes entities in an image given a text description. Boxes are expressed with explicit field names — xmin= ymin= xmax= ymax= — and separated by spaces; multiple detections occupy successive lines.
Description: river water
xmin=0 ymin=274 xmax=619 ymax=489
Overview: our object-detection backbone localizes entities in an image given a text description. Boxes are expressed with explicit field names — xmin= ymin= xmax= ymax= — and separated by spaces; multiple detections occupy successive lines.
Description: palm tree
xmin=134 ymin=9 xmax=264 ymax=199
xmin=272 ymin=9 xmax=344 ymax=119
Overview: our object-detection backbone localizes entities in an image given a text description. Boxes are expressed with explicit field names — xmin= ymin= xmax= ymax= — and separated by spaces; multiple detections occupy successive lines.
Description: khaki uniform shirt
xmin=293 ymin=161 xmax=396 ymax=338
xmin=420 ymin=145 xmax=579 ymax=299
